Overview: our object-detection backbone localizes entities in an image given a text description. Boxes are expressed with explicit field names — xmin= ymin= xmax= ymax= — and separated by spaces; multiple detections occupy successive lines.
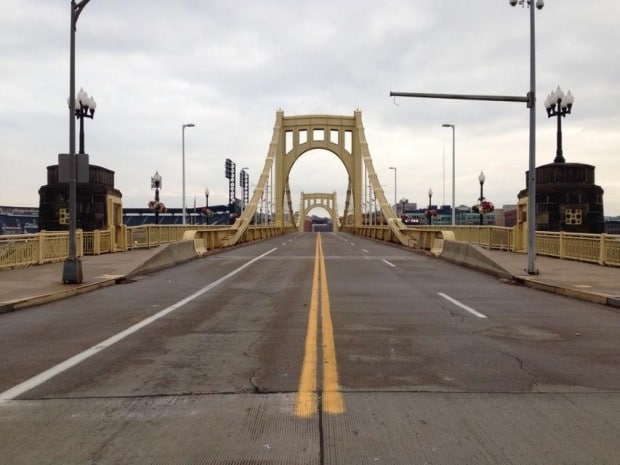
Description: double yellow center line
xmin=295 ymin=233 xmax=345 ymax=418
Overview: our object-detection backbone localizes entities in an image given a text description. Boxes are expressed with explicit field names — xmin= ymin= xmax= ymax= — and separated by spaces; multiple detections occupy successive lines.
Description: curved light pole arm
xmin=73 ymin=0 xmax=92 ymax=30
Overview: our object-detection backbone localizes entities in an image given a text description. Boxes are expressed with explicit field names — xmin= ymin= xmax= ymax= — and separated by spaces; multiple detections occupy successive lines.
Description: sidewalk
xmin=485 ymin=250 xmax=620 ymax=308
xmin=0 ymin=249 xmax=159 ymax=313
xmin=1 ymin=246 xmax=619 ymax=313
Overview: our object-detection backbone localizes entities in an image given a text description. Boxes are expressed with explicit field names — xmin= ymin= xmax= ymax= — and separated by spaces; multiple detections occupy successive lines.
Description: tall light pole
xmin=181 ymin=123 xmax=195 ymax=225
xmin=389 ymin=166 xmax=397 ymax=214
xmin=62 ymin=0 xmax=91 ymax=284
xmin=544 ymin=86 xmax=574 ymax=163
xmin=390 ymin=0 xmax=543 ymax=274
xmin=442 ymin=123 xmax=455 ymax=225
xmin=511 ymin=0 xmax=543 ymax=274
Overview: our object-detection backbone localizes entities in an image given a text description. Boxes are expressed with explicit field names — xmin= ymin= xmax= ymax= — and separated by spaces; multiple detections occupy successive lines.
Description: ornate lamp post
xmin=478 ymin=171 xmax=486 ymax=225
xmin=151 ymin=171 xmax=162 ymax=225
xmin=544 ymin=86 xmax=574 ymax=163
xmin=62 ymin=0 xmax=92 ymax=284
xmin=205 ymin=187 xmax=210 ymax=225
xmin=428 ymin=188 xmax=433 ymax=226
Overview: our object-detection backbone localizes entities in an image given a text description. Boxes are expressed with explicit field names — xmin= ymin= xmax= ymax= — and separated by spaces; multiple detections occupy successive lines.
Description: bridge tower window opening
xmin=299 ymin=129 xmax=308 ymax=145
xmin=313 ymin=128 xmax=325 ymax=141
xmin=285 ymin=130 xmax=293 ymax=153
xmin=344 ymin=130 xmax=352 ymax=153
xmin=330 ymin=129 xmax=339 ymax=145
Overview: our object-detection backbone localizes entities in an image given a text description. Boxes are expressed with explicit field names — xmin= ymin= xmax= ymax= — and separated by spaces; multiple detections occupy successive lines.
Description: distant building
xmin=0 ymin=206 xmax=38 ymax=235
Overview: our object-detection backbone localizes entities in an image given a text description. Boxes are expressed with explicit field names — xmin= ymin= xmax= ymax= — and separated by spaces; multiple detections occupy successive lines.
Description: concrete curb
xmin=0 ymin=278 xmax=118 ymax=314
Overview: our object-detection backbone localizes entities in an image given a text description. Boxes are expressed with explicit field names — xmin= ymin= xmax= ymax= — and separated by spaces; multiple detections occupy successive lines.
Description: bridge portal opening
xmin=304 ymin=207 xmax=334 ymax=232
xmin=288 ymin=148 xmax=348 ymax=218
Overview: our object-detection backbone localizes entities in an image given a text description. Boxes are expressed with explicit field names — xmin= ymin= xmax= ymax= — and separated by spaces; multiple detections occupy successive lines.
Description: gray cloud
xmin=1 ymin=0 xmax=618 ymax=216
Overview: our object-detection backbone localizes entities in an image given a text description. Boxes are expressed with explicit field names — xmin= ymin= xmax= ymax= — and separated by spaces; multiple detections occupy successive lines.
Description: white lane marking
xmin=382 ymin=259 xmax=396 ymax=268
xmin=0 ymin=247 xmax=279 ymax=405
xmin=437 ymin=292 xmax=488 ymax=319
xmin=361 ymin=249 xmax=369 ymax=253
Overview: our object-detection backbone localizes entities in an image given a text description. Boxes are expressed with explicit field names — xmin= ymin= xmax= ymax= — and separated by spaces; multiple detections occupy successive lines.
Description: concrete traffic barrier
xmin=439 ymin=240 xmax=513 ymax=280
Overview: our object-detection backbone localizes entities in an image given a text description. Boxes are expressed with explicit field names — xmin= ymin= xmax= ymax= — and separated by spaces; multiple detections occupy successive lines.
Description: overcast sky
xmin=1 ymin=0 xmax=619 ymax=216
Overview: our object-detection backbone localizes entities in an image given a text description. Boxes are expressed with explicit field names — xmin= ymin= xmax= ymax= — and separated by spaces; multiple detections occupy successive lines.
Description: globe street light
xmin=442 ymin=123 xmax=455 ymax=225
xmin=151 ymin=171 xmax=162 ymax=225
xmin=389 ymin=166 xmax=397 ymax=214
xmin=478 ymin=171 xmax=486 ymax=225
xmin=62 ymin=0 xmax=92 ymax=284
xmin=181 ymin=123 xmax=195 ymax=225
xmin=544 ymin=86 xmax=574 ymax=163
xmin=74 ymin=87 xmax=96 ymax=155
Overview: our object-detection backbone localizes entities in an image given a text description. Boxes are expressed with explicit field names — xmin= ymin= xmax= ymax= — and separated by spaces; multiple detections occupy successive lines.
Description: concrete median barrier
xmin=127 ymin=241 xmax=198 ymax=278
xmin=439 ymin=240 xmax=513 ymax=280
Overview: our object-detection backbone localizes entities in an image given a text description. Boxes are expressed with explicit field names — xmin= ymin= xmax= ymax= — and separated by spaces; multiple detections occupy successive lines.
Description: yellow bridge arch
xmin=226 ymin=109 xmax=411 ymax=246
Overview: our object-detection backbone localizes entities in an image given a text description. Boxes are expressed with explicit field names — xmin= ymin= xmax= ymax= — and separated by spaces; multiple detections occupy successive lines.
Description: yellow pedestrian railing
xmin=1 ymin=224 xmax=618 ymax=270
xmin=341 ymin=224 xmax=620 ymax=268
xmin=0 ymin=224 xmax=295 ymax=270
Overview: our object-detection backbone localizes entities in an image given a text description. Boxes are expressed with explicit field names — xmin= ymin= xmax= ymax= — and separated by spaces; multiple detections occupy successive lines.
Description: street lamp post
xmin=442 ymin=124 xmax=455 ymax=225
xmin=511 ymin=0 xmax=543 ymax=274
xmin=181 ymin=123 xmax=195 ymax=225
xmin=62 ymin=0 xmax=92 ymax=284
xmin=151 ymin=171 xmax=162 ymax=225
xmin=544 ymin=86 xmax=574 ymax=163
xmin=428 ymin=188 xmax=433 ymax=226
xmin=205 ymin=187 xmax=210 ymax=225
xmin=389 ymin=166 xmax=397 ymax=214
xmin=478 ymin=171 xmax=486 ymax=225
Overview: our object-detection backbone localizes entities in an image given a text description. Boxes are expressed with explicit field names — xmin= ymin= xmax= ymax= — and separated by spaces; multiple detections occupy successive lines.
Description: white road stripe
xmin=382 ymin=259 xmax=396 ymax=268
xmin=437 ymin=292 xmax=488 ymax=319
xmin=0 ymin=247 xmax=278 ymax=404
xmin=361 ymin=249 xmax=369 ymax=253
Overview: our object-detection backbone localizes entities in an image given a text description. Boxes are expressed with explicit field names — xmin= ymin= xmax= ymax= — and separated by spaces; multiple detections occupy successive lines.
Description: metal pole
xmin=155 ymin=186 xmax=160 ymax=225
xmin=62 ymin=0 xmax=90 ymax=284
xmin=526 ymin=2 xmax=538 ymax=274
xmin=182 ymin=126 xmax=186 ymax=225
xmin=556 ymin=102 xmax=563 ymax=161
xmin=479 ymin=181 xmax=484 ymax=225
xmin=442 ymin=124 xmax=456 ymax=225
xmin=451 ymin=127 xmax=455 ymax=225
xmin=181 ymin=123 xmax=195 ymax=225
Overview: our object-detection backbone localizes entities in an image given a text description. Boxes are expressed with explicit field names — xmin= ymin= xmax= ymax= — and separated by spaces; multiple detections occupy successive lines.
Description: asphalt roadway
xmin=1 ymin=237 xmax=619 ymax=313
xmin=1 ymin=233 xmax=620 ymax=465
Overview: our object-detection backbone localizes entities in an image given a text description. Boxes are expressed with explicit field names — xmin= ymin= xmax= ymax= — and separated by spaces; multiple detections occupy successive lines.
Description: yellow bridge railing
xmin=341 ymin=224 xmax=620 ymax=268
xmin=1 ymin=224 xmax=618 ymax=270
xmin=0 ymin=224 xmax=296 ymax=270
